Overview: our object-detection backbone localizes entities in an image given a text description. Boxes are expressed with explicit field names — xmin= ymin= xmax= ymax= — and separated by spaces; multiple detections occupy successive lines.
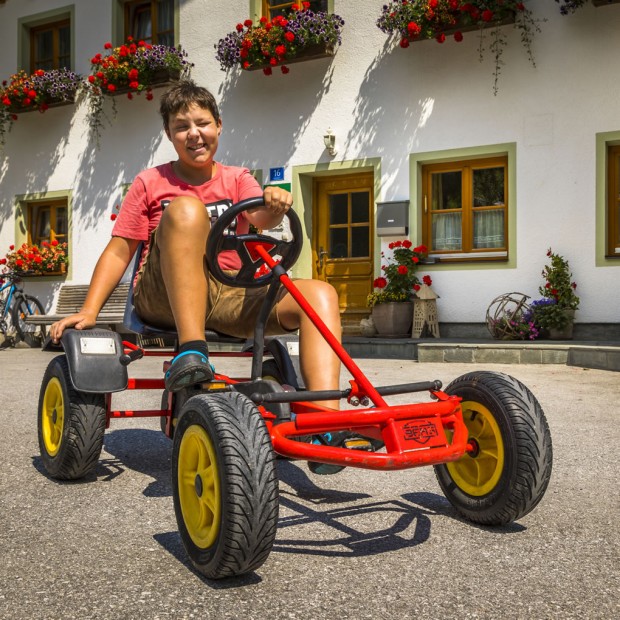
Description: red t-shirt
xmin=112 ymin=162 xmax=261 ymax=277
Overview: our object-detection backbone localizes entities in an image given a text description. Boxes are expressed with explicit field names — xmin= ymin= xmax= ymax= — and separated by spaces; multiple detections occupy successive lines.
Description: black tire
xmin=160 ymin=389 xmax=173 ymax=438
xmin=434 ymin=371 xmax=552 ymax=525
xmin=12 ymin=294 xmax=46 ymax=346
xmin=37 ymin=355 xmax=106 ymax=480
xmin=172 ymin=392 xmax=279 ymax=579
xmin=261 ymin=359 xmax=285 ymax=383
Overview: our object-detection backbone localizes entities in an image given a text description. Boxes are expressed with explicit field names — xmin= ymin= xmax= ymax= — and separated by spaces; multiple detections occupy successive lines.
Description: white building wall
xmin=0 ymin=0 xmax=619 ymax=325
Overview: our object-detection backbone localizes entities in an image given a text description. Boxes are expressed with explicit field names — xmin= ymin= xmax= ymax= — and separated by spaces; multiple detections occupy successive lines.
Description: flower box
xmin=7 ymin=93 xmax=77 ymax=114
xmin=216 ymin=3 xmax=344 ymax=76
xmin=245 ymin=42 xmax=336 ymax=71
xmin=592 ymin=0 xmax=620 ymax=6
xmin=410 ymin=10 xmax=516 ymax=41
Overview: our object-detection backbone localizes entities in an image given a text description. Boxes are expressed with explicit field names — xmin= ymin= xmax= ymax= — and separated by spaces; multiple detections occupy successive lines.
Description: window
xmin=607 ymin=145 xmax=620 ymax=257
xmin=29 ymin=19 xmax=71 ymax=72
xmin=124 ymin=0 xmax=175 ymax=46
xmin=262 ymin=0 xmax=328 ymax=19
xmin=422 ymin=156 xmax=508 ymax=261
xmin=28 ymin=200 xmax=68 ymax=250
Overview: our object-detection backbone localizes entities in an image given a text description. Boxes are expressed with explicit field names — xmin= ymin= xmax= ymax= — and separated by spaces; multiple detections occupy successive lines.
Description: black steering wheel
xmin=206 ymin=196 xmax=303 ymax=288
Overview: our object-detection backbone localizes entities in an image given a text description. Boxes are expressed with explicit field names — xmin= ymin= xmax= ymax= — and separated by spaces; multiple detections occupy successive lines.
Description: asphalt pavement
xmin=0 ymin=348 xmax=618 ymax=620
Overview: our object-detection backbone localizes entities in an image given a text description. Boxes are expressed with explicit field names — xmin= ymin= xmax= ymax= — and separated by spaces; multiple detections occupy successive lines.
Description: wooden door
xmin=313 ymin=174 xmax=374 ymax=333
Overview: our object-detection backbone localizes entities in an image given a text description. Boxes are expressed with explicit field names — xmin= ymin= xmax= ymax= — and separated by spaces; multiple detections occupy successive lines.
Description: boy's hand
xmin=49 ymin=311 xmax=97 ymax=344
xmin=263 ymin=186 xmax=293 ymax=216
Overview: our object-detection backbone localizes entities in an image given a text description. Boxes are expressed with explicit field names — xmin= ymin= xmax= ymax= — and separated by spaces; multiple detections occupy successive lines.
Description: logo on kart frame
xmin=402 ymin=421 xmax=439 ymax=444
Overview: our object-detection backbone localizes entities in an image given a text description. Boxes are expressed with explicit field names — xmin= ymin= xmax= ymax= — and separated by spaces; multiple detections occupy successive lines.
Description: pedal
xmin=342 ymin=437 xmax=374 ymax=452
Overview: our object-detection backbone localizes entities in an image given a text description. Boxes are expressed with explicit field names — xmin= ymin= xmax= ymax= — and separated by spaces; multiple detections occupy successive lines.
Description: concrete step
xmin=341 ymin=336 xmax=620 ymax=371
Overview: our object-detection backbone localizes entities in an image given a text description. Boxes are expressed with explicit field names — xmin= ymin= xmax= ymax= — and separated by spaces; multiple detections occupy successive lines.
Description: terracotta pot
xmin=371 ymin=302 xmax=413 ymax=338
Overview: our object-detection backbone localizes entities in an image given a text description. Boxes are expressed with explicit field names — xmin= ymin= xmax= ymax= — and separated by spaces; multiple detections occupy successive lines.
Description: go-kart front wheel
xmin=37 ymin=355 xmax=106 ymax=480
xmin=434 ymin=371 xmax=553 ymax=525
xmin=172 ymin=392 xmax=279 ymax=579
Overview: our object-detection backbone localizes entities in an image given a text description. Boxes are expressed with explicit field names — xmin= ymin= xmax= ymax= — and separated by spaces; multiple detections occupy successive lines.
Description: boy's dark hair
xmin=159 ymin=80 xmax=221 ymax=129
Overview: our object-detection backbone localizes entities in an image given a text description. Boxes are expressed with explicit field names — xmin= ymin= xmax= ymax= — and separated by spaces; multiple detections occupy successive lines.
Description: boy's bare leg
xmin=277 ymin=279 xmax=342 ymax=410
xmin=156 ymin=196 xmax=210 ymax=345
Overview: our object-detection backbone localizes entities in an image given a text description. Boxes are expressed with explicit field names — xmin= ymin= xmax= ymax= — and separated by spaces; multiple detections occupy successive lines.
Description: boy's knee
xmin=162 ymin=196 xmax=208 ymax=227
xmin=302 ymin=279 xmax=338 ymax=309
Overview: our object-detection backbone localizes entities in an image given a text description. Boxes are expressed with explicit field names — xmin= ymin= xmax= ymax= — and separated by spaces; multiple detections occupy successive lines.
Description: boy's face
xmin=165 ymin=103 xmax=221 ymax=169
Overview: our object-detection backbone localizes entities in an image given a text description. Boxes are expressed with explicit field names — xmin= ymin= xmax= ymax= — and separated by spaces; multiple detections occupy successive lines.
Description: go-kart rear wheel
xmin=434 ymin=371 xmax=552 ymax=525
xmin=172 ymin=392 xmax=278 ymax=579
xmin=37 ymin=355 xmax=106 ymax=480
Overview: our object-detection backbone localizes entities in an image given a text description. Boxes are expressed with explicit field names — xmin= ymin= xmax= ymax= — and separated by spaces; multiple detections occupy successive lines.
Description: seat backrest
xmin=122 ymin=244 xmax=170 ymax=336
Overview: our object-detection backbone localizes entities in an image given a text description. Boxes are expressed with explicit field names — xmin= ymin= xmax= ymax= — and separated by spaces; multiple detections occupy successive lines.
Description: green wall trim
xmin=595 ymin=131 xmax=620 ymax=267
xmin=292 ymin=157 xmax=382 ymax=278
xmin=409 ymin=142 xmax=517 ymax=272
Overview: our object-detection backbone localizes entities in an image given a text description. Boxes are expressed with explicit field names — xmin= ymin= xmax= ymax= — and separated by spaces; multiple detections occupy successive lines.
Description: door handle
xmin=318 ymin=247 xmax=329 ymax=273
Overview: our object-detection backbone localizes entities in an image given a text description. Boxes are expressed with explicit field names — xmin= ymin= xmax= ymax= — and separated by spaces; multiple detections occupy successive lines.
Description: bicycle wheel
xmin=11 ymin=294 xmax=45 ymax=346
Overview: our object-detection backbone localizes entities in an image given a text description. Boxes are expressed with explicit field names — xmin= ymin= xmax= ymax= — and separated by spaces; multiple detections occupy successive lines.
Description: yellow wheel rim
xmin=178 ymin=424 xmax=221 ymax=549
xmin=447 ymin=400 xmax=505 ymax=497
xmin=41 ymin=377 xmax=64 ymax=457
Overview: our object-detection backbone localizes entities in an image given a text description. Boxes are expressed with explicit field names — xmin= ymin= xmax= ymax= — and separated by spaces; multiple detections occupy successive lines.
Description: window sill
xmin=430 ymin=251 xmax=508 ymax=263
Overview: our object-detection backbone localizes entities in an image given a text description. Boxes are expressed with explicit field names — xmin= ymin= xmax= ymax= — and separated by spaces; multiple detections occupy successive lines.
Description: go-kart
xmin=37 ymin=197 xmax=553 ymax=579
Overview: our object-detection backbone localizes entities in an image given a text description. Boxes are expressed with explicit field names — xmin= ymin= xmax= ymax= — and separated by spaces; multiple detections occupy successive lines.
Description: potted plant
xmin=1 ymin=241 xmax=68 ymax=276
xmin=376 ymin=0 xmax=541 ymax=94
xmin=367 ymin=240 xmax=431 ymax=337
xmin=0 ymin=68 xmax=82 ymax=146
xmin=86 ymin=37 xmax=192 ymax=143
xmin=528 ymin=249 xmax=579 ymax=339
xmin=215 ymin=2 xmax=345 ymax=76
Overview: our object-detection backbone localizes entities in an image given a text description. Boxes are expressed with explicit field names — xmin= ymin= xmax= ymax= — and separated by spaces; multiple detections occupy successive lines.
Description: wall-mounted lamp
xmin=323 ymin=128 xmax=337 ymax=157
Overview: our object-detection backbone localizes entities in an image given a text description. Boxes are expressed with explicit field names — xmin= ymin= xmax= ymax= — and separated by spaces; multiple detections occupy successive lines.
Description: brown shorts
xmin=133 ymin=228 xmax=294 ymax=339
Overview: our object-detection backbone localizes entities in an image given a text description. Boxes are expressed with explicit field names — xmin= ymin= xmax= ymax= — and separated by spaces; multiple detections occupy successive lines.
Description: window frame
xmin=14 ymin=191 xmax=72 ymax=279
xmin=252 ymin=0 xmax=333 ymax=22
xmin=261 ymin=1 xmax=329 ymax=19
xmin=122 ymin=0 xmax=175 ymax=45
xmin=607 ymin=144 xmax=620 ymax=258
xmin=18 ymin=6 xmax=75 ymax=74
xmin=28 ymin=200 xmax=68 ymax=249
xmin=421 ymin=155 xmax=509 ymax=263
xmin=29 ymin=18 xmax=71 ymax=72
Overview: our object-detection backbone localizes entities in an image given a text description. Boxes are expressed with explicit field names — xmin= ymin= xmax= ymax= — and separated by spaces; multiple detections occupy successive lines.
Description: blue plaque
xmin=270 ymin=167 xmax=285 ymax=182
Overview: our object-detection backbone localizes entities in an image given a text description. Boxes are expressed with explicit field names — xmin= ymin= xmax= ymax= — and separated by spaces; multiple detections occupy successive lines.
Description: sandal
xmin=165 ymin=350 xmax=215 ymax=392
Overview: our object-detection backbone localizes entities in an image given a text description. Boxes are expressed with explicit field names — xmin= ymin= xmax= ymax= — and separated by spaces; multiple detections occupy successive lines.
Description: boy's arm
xmin=245 ymin=185 xmax=293 ymax=230
xmin=49 ymin=237 xmax=141 ymax=343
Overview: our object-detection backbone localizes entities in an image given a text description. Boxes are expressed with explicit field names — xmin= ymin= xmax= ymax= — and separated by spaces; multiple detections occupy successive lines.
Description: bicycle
xmin=0 ymin=271 xmax=46 ymax=346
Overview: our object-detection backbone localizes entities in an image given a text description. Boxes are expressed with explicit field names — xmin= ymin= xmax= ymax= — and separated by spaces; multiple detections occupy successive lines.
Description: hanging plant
xmin=86 ymin=37 xmax=192 ymax=144
xmin=376 ymin=0 xmax=543 ymax=94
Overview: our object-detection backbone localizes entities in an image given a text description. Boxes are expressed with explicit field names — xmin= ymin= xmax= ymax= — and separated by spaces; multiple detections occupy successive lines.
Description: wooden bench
xmin=24 ymin=282 xmax=131 ymax=330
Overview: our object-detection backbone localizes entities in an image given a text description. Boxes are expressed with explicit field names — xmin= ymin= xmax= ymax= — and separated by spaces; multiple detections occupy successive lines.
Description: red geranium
xmin=368 ymin=240 xmax=431 ymax=307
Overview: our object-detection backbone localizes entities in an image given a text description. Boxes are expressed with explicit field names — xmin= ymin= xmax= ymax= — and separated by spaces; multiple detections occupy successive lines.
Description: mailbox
xmin=376 ymin=200 xmax=409 ymax=236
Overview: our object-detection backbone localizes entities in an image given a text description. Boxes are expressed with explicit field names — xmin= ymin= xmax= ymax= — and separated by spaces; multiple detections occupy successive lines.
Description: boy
xmin=50 ymin=80 xmax=342 ymax=406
